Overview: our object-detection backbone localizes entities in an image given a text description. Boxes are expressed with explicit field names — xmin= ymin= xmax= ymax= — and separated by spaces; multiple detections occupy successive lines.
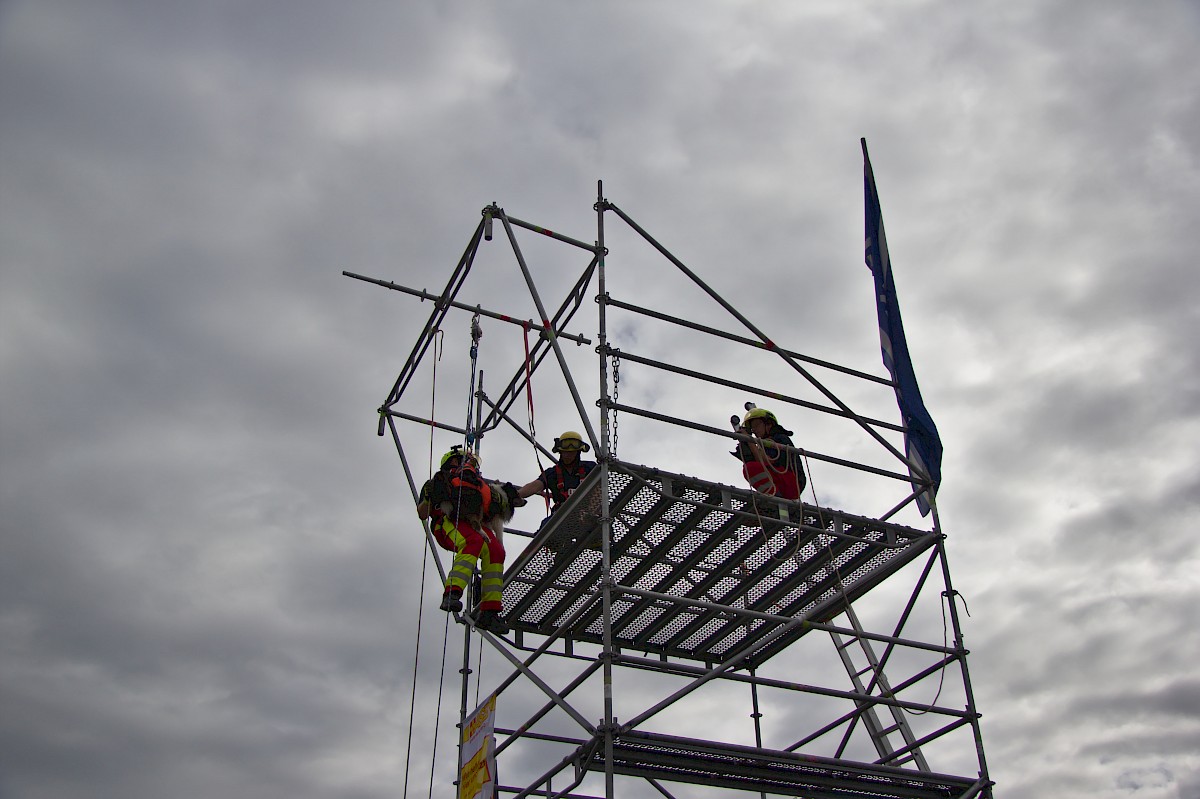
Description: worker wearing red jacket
xmin=735 ymin=408 xmax=805 ymax=500
xmin=417 ymin=448 xmax=506 ymax=633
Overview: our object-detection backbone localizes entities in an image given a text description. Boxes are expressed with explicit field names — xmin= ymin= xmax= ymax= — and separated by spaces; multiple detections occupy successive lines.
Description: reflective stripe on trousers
xmin=434 ymin=516 xmax=506 ymax=611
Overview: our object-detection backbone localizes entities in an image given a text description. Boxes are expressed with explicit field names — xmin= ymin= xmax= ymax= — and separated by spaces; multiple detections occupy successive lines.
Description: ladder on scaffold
xmin=830 ymin=602 xmax=931 ymax=771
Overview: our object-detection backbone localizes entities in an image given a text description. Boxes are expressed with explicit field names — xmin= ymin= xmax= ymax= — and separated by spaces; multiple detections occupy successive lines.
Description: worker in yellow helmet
xmin=518 ymin=430 xmax=597 ymax=522
xmin=734 ymin=408 xmax=805 ymax=500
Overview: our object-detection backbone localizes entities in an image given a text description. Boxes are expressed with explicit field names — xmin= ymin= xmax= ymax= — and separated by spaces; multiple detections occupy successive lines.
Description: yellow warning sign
xmin=459 ymin=694 xmax=496 ymax=799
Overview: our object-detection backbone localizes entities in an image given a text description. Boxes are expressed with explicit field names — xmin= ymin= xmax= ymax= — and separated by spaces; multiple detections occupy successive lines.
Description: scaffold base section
xmin=503 ymin=461 xmax=936 ymax=666
xmin=587 ymin=730 xmax=978 ymax=798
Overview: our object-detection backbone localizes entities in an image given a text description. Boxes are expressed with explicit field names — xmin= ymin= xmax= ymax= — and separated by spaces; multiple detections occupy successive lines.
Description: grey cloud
xmin=4 ymin=1 xmax=1200 ymax=798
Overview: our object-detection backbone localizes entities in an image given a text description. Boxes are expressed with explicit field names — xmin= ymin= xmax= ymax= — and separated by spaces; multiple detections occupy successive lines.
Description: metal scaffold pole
xmin=594 ymin=178 xmax=617 ymax=799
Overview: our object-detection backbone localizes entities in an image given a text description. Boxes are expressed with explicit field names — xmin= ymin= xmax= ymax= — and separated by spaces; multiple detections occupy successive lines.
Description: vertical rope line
xmin=427 ymin=613 xmax=452 ymax=799
xmin=904 ymin=596 xmax=950 ymax=715
xmin=403 ymin=330 xmax=443 ymax=799
xmin=402 ymin=547 xmax=430 ymax=799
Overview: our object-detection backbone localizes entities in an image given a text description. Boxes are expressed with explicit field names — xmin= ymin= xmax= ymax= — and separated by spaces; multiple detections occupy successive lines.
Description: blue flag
xmin=862 ymin=139 xmax=942 ymax=515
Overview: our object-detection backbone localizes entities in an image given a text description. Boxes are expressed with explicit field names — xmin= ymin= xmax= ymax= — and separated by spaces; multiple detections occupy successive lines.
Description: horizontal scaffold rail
xmin=341 ymin=270 xmax=593 ymax=346
xmin=606 ymin=402 xmax=922 ymax=487
xmin=603 ymin=295 xmax=895 ymax=387
xmin=601 ymin=344 xmax=905 ymax=433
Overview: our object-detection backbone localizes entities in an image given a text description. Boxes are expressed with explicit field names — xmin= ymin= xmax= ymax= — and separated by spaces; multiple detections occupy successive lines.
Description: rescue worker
xmin=417 ymin=448 xmax=507 ymax=633
xmin=735 ymin=408 xmax=805 ymax=501
xmin=518 ymin=431 xmax=597 ymax=522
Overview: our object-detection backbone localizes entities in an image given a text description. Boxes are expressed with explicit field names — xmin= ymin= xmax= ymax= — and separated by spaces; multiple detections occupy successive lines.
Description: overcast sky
xmin=3 ymin=1 xmax=1199 ymax=798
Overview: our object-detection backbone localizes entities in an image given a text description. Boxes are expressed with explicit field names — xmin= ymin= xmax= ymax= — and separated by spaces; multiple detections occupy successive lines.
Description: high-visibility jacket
xmin=739 ymin=430 xmax=804 ymax=500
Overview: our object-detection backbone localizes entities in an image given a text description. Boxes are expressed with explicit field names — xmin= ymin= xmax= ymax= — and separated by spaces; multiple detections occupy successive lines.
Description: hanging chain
xmin=610 ymin=349 xmax=620 ymax=458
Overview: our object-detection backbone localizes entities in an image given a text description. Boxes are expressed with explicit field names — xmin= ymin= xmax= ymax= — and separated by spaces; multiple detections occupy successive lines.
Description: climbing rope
xmin=402 ymin=329 xmax=448 ymax=799
xmin=427 ymin=613 xmax=452 ymax=799
xmin=904 ymin=594 xmax=952 ymax=715
xmin=401 ymin=531 xmax=431 ymax=799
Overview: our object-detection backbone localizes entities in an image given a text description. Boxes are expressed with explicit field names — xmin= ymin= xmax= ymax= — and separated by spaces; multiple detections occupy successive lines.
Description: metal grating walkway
xmin=589 ymin=730 xmax=980 ymax=798
xmin=503 ymin=461 xmax=937 ymax=665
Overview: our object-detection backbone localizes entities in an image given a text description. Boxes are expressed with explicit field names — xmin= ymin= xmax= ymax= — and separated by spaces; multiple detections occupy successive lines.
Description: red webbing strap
xmin=522 ymin=323 xmax=550 ymax=514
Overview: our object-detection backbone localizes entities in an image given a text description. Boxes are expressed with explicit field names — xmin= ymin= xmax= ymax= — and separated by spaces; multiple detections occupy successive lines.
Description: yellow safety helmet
xmin=742 ymin=407 xmax=779 ymax=427
xmin=440 ymin=447 xmax=481 ymax=469
xmin=553 ymin=431 xmax=590 ymax=453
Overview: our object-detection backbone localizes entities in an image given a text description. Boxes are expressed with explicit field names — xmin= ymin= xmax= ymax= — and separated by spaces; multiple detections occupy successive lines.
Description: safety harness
xmin=426 ymin=459 xmax=492 ymax=521
xmin=549 ymin=461 xmax=592 ymax=505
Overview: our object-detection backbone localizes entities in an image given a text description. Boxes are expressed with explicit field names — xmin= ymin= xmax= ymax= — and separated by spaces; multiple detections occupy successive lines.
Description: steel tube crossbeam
xmin=507 ymin=212 xmax=601 ymax=253
xmin=476 ymin=392 xmax=556 ymax=460
xmin=960 ymin=779 xmax=995 ymax=799
xmin=602 ymin=344 xmax=905 ymax=432
xmin=373 ymin=219 xmax=482 ymax=411
xmin=604 ymin=294 xmax=894 ymax=387
xmin=497 ymin=210 xmax=602 ymax=452
xmin=608 ymin=402 xmax=921 ymax=485
xmin=489 ymin=589 xmax=610 ymax=710
xmin=478 ymin=625 xmax=598 ymax=736
xmin=508 ymin=738 xmax=597 ymax=799
xmin=499 ymin=788 xmax=607 ymax=799
xmin=480 ymin=251 xmax=600 ymax=431
xmin=496 ymin=660 xmax=603 ymax=756
xmin=342 ymin=270 xmax=593 ymax=347
xmin=606 ymin=201 xmax=922 ymax=476
xmin=617 ymin=610 xmax=810 ymax=732
xmin=611 ymin=653 xmax=969 ymax=720
xmin=874 ymin=716 xmax=974 ymax=768
xmin=495 ymin=728 xmax=589 ymax=747
xmin=382 ymin=409 xmax=467 ymax=436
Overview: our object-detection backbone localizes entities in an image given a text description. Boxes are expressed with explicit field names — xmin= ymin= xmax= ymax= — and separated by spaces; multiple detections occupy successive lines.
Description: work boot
xmin=439 ymin=590 xmax=463 ymax=613
xmin=475 ymin=610 xmax=508 ymax=635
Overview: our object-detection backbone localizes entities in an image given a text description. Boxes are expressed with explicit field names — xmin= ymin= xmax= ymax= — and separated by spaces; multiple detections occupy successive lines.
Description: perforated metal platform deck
xmin=589 ymin=730 xmax=979 ymax=798
xmin=503 ymin=461 xmax=937 ymax=665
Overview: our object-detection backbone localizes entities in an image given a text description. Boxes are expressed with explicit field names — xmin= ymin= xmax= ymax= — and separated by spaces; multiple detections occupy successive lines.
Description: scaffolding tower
xmin=347 ymin=180 xmax=992 ymax=799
